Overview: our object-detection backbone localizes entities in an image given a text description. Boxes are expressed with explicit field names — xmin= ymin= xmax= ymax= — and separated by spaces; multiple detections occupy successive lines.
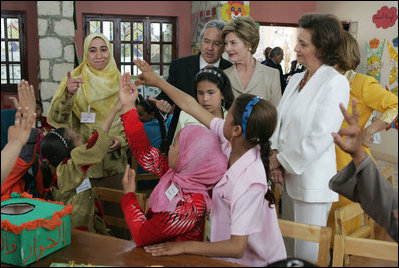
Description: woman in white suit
xmin=269 ymin=13 xmax=350 ymax=263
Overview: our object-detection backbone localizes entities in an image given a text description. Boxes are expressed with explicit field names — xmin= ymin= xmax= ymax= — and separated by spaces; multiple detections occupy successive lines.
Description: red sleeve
xmin=120 ymin=109 xmax=169 ymax=177
xmin=121 ymin=192 xmax=206 ymax=247
xmin=1 ymin=158 xmax=32 ymax=196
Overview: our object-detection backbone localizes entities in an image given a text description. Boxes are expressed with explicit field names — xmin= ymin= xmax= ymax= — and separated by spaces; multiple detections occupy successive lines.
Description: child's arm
xmin=134 ymin=59 xmax=214 ymax=129
xmin=100 ymin=99 xmax=122 ymax=133
xmin=1 ymin=107 xmax=36 ymax=185
xmin=119 ymin=72 xmax=169 ymax=177
xmin=144 ymin=235 xmax=248 ymax=259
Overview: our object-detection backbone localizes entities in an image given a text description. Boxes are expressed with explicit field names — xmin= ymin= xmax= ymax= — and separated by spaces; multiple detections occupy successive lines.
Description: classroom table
xmin=1 ymin=229 xmax=245 ymax=267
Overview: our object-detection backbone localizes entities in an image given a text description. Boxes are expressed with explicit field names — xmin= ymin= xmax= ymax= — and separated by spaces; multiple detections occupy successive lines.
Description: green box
xmin=1 ymin=193 xmax=73 ymax=266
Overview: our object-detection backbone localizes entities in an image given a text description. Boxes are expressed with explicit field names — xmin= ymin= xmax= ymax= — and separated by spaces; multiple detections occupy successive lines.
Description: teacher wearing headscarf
xmin=47 ymin=33 xmax=128 ymax=178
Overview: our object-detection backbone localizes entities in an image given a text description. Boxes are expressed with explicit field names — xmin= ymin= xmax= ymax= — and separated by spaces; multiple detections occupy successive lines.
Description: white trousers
xmin=292 ymin=199 xmax=332 ymax=263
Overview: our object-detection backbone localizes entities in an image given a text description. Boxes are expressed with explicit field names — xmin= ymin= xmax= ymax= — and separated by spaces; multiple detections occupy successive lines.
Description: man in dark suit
xmin=263 ymin=47 xmax=286 ymax=95
xmin=157 ymin=19 xmax=232 ymax=152
xmin=284 ymin=59 xmax=306 ymax=83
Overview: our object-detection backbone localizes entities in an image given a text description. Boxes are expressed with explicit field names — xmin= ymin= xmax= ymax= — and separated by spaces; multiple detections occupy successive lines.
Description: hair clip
xmin=241 ymin=96 xmax=262 ymax=138
xmin=196 ymin=68 xmax=222 ymax=78
xmin=48 ymin=130 xmax=69 ymax=149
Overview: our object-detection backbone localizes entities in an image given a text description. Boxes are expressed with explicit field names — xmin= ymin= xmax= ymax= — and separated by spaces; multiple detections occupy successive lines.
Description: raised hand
xmin=8 ymin=107 xmax=36 ymax=147
xmin=119 ymin=72 xmax=138 ymax=113
xmin=148 ymin=97 xmax=174 ymax=114
xmin=133 ymin=58 xmax=163 ymax=87
xmin=66 ymin=71 xmax=84 ymax=97
xmin=10 ymin=80 xmax=36 ymax=128
xmin=122 ymin=164 xmax=137 ymax=194
xmin=332 ymin=98 xmax=366 ymax=166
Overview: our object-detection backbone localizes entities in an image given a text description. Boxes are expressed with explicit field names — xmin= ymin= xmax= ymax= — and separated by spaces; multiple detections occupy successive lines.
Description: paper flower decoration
xmin=387 ymin=42 xmax=398 ymax=85
xmin=366 ymin=39 xmax=385 ymax=82
xmin=369 ymin=38 xmax=380 ymax=49
xmin=372 ymin=6 xmax=398 ymax=29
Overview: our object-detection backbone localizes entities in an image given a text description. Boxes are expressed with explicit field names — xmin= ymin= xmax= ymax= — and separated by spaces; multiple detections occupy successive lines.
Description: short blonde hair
xmin=222 ymin=16 xmax=259 ymax=54
xmin=338 ymin=31 xmax=361 ymax=71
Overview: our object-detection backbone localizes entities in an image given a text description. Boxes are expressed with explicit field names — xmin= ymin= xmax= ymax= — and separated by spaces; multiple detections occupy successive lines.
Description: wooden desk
xmin=1 ymin=229 xmax=245 ymax=267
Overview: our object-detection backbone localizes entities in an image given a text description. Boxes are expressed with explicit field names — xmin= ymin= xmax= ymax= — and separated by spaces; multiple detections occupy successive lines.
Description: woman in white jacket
xmin=269 ymin=13 xmax=350 ymax=263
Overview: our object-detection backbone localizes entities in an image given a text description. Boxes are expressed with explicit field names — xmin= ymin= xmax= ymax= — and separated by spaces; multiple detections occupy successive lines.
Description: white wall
xmin=317 ymin=1 xmax=398 ymax=163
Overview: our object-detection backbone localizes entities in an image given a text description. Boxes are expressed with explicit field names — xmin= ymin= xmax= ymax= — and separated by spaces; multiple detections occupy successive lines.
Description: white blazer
xmin=270 ymin=65 xmax=350 ymax=203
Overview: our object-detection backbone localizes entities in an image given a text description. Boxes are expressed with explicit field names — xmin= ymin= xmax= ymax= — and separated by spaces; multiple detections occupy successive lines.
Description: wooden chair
xmin=334 ymin=202 xmax=375 ymax=265
xmin=332 ymin=234 xmax=398 ymax=267
xmin=334 ymin=164 xmax=395 ymax=265
xmin=135 ymin=173 xmax=160 ymax=194
xmin=271 ymin=182 xmax=282 ymax=217
xmin=381 ymin=165 xmax=394 ymax=187
xmin=94 ymin=187 xmax=149 ymax=231
xmin=278 ymin=219 xmax=332 ymax=267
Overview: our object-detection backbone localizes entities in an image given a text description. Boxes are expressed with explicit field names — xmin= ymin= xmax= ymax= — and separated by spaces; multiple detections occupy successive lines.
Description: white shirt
xmin=199 ymin=55 xmax=221 ymax=70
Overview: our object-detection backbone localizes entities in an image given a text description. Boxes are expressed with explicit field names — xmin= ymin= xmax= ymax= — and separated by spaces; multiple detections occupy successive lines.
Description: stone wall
xmin=37 ymin=1 xmax=75 ymax=115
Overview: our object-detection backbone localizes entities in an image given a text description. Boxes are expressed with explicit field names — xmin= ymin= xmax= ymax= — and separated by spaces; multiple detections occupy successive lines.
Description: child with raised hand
xmin=39 ymin=90 xmax=123 ymax=234
xmin=2 ymin=80 xmax=41 ymax=196
xmin=133 ymin=59 xmax=286 ymax=266
xmin=118 ymin=72 xmax=227 ymax=247
xmin=136 ymin=94 xmax=171 ymax=156
xmin=1 ymin=106 xmax=36 ymax=185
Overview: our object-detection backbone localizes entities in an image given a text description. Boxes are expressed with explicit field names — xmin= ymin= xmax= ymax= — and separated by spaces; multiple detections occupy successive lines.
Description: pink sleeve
xmin=210 ymin=118 xmax=231 ymax=157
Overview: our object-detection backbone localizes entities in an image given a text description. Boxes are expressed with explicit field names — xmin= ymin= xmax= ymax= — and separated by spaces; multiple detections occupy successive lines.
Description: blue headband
xmin=241 ymin=96 xmax=262 ymax=138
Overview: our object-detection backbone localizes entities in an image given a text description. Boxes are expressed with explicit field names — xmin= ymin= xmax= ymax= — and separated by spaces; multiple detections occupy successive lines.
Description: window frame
xmin=1 ymin=10 xmax=28 ymax=93
xmin=83 ymin=14 xmax=177 ymax=77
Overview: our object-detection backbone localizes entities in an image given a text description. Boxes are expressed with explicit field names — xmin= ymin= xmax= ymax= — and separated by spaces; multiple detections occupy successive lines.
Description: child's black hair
xmin=136 ymin=94 xmax=168 ymax=154
xmin=232 ymin=94 xmax=278 ymax=207
xmin=193 ymin=66 xmax=234 ymax=111
xmin=39 ymin=128 xmax=74 ymax=198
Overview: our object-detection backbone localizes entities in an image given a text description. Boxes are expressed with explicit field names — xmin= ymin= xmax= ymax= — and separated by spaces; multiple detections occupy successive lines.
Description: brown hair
xmin=337 ymin=31 xmax=361 ymax=72
xmin=231 ymin=94 xmax=277 ymax=207
xmin=222 ymin=16 xmax=259 ymax=54
xmin=299 ymin=13 xmax=344 ymax=66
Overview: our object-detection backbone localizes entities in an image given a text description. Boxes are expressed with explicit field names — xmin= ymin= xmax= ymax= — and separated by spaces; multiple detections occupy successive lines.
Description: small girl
xmin=118 ymin=72 xmax=228 ymax=247
xmin=39 ymin=99 xmax=122 ymax=234
xmin=172 ymin=66 xmax=234 ymax=143
xmin=134 ymin=59 xmax=287 ymax=266
xmin=136 ymin=94 xmax=171 ymax=157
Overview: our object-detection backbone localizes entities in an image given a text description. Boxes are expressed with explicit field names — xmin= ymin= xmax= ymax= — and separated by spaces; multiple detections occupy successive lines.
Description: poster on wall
xmin=130 ymin=76 xmax=161 ymax=99
xmin=191 ymin=7 xmax=218 ymax=54
xmin=220 ymin=1 xmax=250 ymax=22
xmin=366 ymin=38 xmax=385 ymax=82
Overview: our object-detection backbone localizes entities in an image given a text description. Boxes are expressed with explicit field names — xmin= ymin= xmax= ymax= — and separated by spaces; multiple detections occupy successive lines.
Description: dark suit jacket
xmin=263 ymin=59 xmax=286 ymax=94
xmin=157 ymin=53 xmax=232 ymax=150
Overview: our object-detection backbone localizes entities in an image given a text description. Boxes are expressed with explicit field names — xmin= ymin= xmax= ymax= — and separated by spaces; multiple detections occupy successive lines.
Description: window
xmin=1 ymin=11 xmax=27 ymax=92
xmin=254 ymin=23 xmax=298 ymax=74
xmin=84 ymin=15 xmax=176 ymax=78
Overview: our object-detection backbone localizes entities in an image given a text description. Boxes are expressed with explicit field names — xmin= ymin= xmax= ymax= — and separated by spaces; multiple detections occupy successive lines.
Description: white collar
xmin=199 ymin=54 xmax=221 ymax=70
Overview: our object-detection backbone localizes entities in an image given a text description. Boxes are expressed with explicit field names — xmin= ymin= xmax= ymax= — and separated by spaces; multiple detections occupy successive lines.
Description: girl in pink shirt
xmin=134 ymin=59 xmax=287 ymax=266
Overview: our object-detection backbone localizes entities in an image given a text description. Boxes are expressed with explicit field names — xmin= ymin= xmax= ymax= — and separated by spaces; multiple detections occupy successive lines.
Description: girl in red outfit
xmin=119 ymin=72 xmax=228 ymax=247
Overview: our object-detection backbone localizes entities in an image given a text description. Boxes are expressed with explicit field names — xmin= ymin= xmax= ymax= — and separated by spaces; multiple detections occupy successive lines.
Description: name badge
xmin=81 ymin=105 xmax=96 ymax=123
xmin=76 ymin=178 xmax=92 ymax=194
xmin=165 ymin=183 xmax=179 ymax=201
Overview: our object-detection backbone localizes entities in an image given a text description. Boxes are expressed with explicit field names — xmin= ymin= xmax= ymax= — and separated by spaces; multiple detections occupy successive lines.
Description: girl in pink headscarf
xmin=119 ymin=73 xmax=227 ymax=247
